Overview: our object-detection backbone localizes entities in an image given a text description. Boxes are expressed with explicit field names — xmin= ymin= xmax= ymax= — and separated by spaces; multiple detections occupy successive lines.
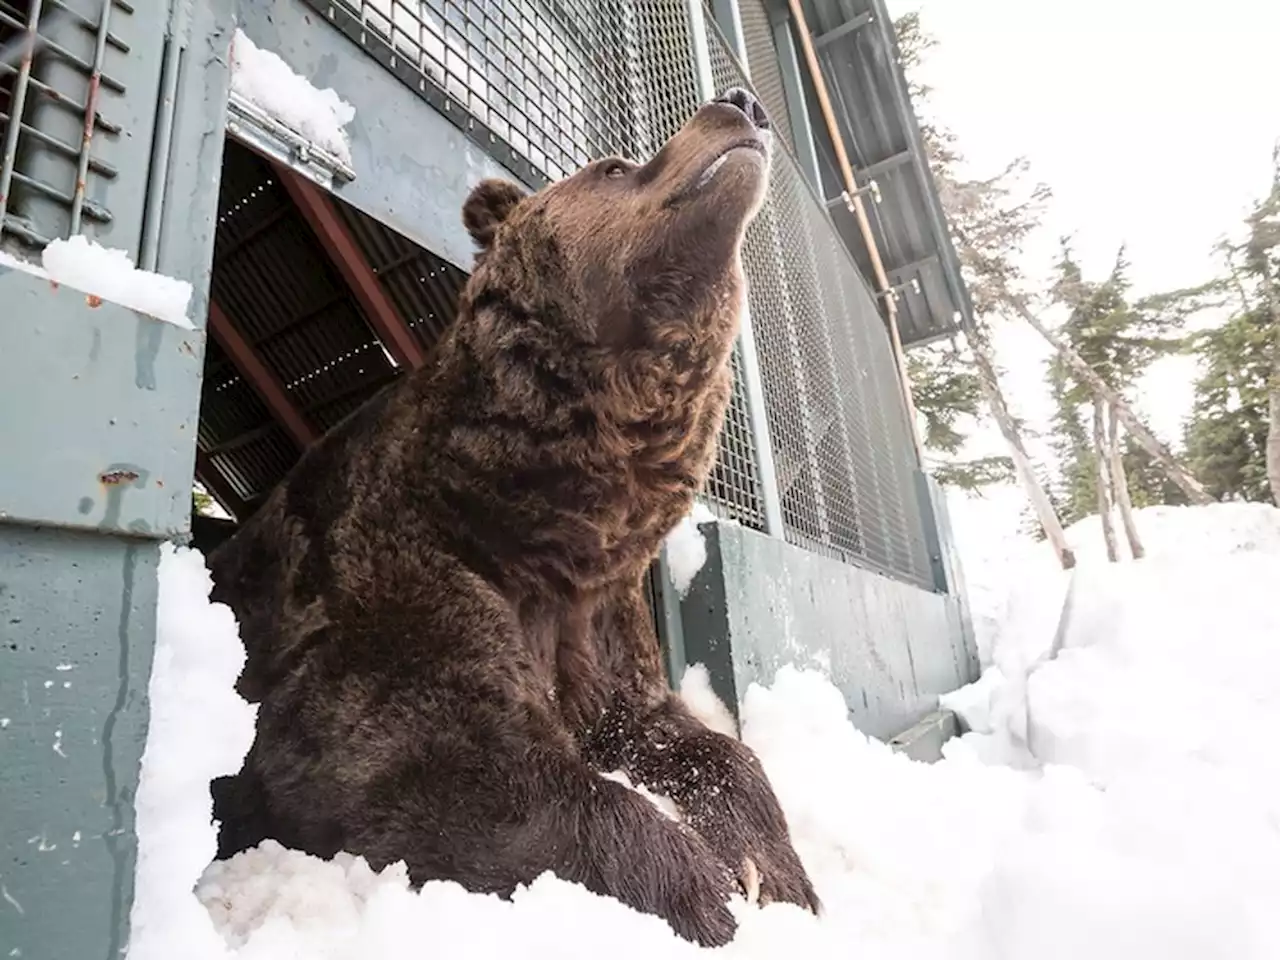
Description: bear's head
xmin=456 ymin=88 xmax=772 ymax=421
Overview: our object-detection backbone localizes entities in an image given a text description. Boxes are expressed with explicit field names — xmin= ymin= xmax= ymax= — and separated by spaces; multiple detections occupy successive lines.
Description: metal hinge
xmin=226 ymin=91 xmax=356 ymax=189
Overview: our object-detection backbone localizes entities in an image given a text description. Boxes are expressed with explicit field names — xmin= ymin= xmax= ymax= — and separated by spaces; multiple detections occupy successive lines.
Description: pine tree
xmin=1185 ymin=307 xmax=1276 ymax=501
xmin=1044 ymin=245 xmax=1208 ymax=554
xmin=1184 ymin=150 xmax=1280 ymax=506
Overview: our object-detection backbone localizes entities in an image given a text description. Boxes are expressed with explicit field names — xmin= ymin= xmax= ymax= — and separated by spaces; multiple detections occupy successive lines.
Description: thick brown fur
xmin=208 ymin=90 xmax=818 ymax=947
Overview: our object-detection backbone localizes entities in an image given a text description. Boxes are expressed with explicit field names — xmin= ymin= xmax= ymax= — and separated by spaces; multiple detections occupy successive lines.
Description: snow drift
xmin=129 ymin=501 xmax=1280 ymax=959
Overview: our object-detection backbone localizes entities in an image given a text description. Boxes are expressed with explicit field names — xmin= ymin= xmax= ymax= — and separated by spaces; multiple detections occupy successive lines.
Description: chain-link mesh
xmin=306 ymin=0 xmax=931 ymax=583
xmin=706 ymin=24 xmax=932 ymax=586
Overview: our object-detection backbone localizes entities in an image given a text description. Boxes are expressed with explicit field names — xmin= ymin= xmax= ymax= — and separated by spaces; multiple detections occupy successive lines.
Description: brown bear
xmin=207 ymin=87 xmax=818 ymax=946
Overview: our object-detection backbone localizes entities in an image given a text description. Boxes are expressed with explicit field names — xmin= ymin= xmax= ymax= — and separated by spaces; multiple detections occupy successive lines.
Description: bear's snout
xmin=714 ymin=87 xmax=771 ymax=131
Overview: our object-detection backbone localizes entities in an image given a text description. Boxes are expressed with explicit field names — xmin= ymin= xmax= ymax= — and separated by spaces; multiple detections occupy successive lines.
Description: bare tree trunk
xmin=969 ymin=334 xmax=1076 ymax=569
xmin=1092 ymin=402 xmax=1119 ymax=562
xmin=1107 ymin=402 xmax=1145 ymax=559
xmin=996 ymin=283 xmax=1213 ymax=505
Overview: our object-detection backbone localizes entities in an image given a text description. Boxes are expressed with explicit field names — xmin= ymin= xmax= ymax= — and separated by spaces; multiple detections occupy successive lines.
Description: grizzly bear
xmin=207 ymin=87 xmax=818 ymax=946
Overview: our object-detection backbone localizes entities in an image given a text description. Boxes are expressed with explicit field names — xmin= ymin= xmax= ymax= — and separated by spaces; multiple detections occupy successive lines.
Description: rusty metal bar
xmin=273 ymin=164 xmax=427 ymax=370
xmin=785 ymin=0 xmax=923 ymax=461
xmin=0 ymin=0 xmax=44 ymax=231
xmin=207 ymin=300 xmax=319 ymax=450
xmin=69 ymin=0 xmax=112 ymax=233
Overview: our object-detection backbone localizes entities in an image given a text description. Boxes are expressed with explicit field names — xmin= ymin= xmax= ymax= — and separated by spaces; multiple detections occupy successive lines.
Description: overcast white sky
xmin=884 ymin=0 xmax=1280 ymax=522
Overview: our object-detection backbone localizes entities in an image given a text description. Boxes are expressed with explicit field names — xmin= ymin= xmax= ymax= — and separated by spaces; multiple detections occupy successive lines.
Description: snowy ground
xmin=129 ymin=500 xmax=1280 ymax=959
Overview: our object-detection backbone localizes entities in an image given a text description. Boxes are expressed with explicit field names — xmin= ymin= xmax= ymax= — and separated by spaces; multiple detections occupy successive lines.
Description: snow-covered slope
xmin=130 ymin=502 xmax=1280 ymax=959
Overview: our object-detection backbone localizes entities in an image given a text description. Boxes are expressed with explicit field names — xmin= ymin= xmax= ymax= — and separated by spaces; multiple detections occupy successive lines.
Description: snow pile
xmin=135 ymin=501 xmax=1280 ymax=959
xmin=679 ymin=662 xmax=739 ymax=738
xmin=665 ymin=501 xmax=722 ymax=597
xmin=128 ymin=545 xmax=257 ymax=960
xmin=0 ymin=235 xmax=194 ymax=328
xmin=231 ymin=30 xmax=355 ymax=166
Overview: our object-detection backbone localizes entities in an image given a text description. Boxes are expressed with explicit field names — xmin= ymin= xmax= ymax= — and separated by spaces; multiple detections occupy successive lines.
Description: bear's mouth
xmin=665 ymin=134 xmax=771 ymax=209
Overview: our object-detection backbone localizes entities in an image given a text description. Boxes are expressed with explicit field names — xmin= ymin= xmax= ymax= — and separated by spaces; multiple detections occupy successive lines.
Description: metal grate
xmin=310 ymin=0 xmax=658 ymax=187
xmin=0 ymin=0 xmax=133 ymax=251
xmin=706 ymin=24 xmax=932 ymax=587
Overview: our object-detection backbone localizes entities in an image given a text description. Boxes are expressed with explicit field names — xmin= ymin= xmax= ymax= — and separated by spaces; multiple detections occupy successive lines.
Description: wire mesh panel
xmin=0 ymin=0 xmax=165 ymax=255
xmin=298 ymin=0 xmax=931 ymax=577
xmin=706 ymin=24 xmax=933 ymax=587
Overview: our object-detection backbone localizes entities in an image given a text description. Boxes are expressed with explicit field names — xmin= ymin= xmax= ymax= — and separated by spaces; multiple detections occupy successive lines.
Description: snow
xmin=665 ymin=502 xmax=722 ymax=597
xmin=231 ymin=30 xmax=355 ymax=167
xmin=679 ymin=663 xmax=739 ymax=738
xmin=0 ymin=236 xmax=194 ymax=328
xmin=133 ymin=501 xmax=1280 ymax=959
xmin=128 ymin=545 xmax=257 ymax=960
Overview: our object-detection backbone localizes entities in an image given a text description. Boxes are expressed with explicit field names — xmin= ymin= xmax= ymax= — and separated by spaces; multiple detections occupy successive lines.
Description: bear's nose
xmin=715 ymin=87 xmax=771 ymax=131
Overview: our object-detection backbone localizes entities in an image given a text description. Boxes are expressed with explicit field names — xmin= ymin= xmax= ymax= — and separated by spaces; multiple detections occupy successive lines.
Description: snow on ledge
xmin=230 ymin=30 xmax=355 ymax=167
xmin=0 ymin=237 xmax=195 ymax=329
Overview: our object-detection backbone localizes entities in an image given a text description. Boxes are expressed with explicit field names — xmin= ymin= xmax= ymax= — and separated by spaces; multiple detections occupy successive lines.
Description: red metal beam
xmin=207 ymin=300 xmax=319 ymax=450
xmin=273 ymin=165 xmax=427 ymax=370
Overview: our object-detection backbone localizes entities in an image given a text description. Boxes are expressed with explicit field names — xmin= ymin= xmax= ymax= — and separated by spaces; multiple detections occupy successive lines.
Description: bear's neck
xmin=385 ymin=332 xmax=735 ymax=600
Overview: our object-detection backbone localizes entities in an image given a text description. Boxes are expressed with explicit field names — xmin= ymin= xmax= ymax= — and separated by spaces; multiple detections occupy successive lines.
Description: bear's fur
xmin=208 ymin=88 xmax=818 ymax=946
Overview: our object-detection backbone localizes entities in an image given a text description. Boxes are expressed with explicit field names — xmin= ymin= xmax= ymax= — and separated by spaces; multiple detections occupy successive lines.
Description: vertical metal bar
xmin=736 ymin=304 xmax=786 ymax=537
xmin=69 ymin=0 xmax=112 ymax=234
xmin=141 ymin=2 xmax=190 ymax=271
xmin=655 ymin=547 xmax=689 ymax=690
xmin=770 ymin=7 xmax=823 ymax=191
xmin=710 ymin=0 xmax=748 ymax=69
xmin=0 ymin=0 xmax=44 ymax=231
xmin=685 ymin=0 xmax=786 ymax=538
xmin=685 ymin=0 xmax=716 ymax=103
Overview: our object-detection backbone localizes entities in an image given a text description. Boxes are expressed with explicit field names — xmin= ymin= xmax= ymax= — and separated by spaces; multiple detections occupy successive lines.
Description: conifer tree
xmin=1185 ymin=150 xmax=1280 ymax=506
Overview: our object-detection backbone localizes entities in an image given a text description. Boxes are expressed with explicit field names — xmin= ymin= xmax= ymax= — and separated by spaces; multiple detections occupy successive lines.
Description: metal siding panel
xmin=0 ymin=268 xmax=203 ymax=537
xmin=0 ymin=527 xmax=158 ymax=959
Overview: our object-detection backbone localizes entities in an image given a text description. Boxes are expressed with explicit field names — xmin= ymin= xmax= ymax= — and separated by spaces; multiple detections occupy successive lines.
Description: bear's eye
xmin=603 ymin=161 xmax=628 ymax=180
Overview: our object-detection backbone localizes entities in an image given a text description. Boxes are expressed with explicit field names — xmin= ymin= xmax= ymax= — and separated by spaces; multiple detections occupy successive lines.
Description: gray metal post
xmin=769 ymin=4 xmax=824 ymax=192
xmin=0 ymin=1 xmax=234 ymax=956
xmin=710 ymin=0 xmax=749 ymax=66
xmin=685 ymin=0 xmax=786 ymax=539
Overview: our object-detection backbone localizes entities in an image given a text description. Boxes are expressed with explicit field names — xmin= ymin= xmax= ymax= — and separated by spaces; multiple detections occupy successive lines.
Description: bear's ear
xmin=462 ymin=179 xmax=525 ymax=251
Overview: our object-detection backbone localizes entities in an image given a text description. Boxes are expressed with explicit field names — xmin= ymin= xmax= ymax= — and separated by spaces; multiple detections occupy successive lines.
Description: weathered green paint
xmin=0 ymin=526 xmax=158 ymax=960
xmin=0 ymin=0 xmax=234 ymax=955
xmin=0 ymin=271 xmax=204 ymax=539
xmin=678 ymin=521 xmax=976 ymax=741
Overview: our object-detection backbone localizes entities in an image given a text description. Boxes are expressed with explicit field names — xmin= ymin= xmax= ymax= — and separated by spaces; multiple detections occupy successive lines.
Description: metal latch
xmin=226 ymin=91 xmax=357 ymax=189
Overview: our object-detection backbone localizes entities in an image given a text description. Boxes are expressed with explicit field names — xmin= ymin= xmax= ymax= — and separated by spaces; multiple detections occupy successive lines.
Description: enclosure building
xmin=0 ymin=0 xmax=976 ymax=954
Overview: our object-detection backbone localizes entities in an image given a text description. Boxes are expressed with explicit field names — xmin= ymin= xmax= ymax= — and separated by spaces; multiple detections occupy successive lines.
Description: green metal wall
xmin=0 ymin=0 xmax=235 ymax=954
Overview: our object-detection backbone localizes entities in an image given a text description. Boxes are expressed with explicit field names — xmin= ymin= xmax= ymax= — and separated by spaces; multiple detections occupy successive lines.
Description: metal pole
xmin=685 ymin=0 xmax=786 ymax=538
xmin=769 ymin=5 xmax=823 ymax=191
xmin=710 ymin=0 xmax=749 ymax=68
xmin=140 ymin=1 xmax=191 ymax=271
xmin=0 ymin=0 xmax=43 ymax=232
